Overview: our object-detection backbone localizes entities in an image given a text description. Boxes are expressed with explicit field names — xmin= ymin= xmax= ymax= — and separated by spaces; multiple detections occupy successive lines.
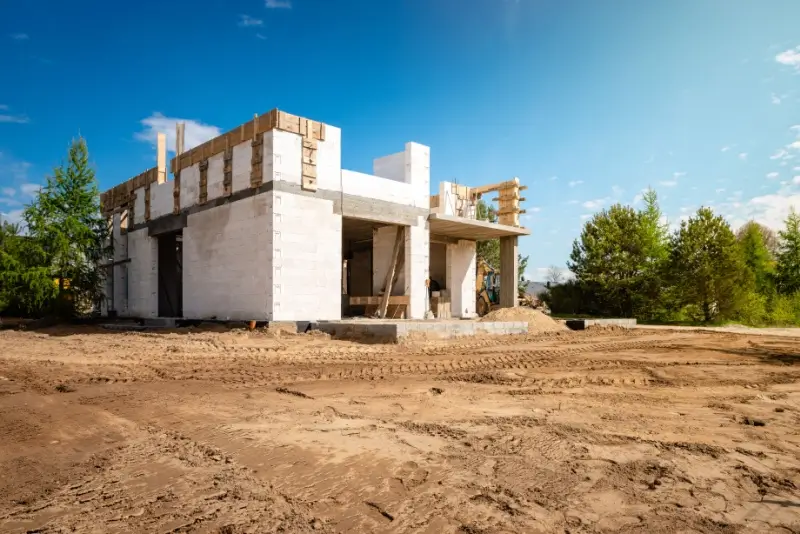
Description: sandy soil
xmin=0 ymin=325 xmax=798 ymax=534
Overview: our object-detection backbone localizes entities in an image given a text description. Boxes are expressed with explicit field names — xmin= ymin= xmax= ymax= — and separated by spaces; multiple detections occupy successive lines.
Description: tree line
xmin=540 ymin=189 xmax=800 ymax=325
xmin=0 ymin=139 xmax=108 ymax=318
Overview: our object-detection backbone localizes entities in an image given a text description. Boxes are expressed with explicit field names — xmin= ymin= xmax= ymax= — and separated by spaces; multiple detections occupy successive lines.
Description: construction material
xmin=378 ymin=226 xmax=405 ymax=319
xmin=479 ymin=307 xmax=566 ymax=334
xmin=565 ymin=318 xmax=637 ymax=330
xmin=316 ymin=319 xmax=529 ymax=342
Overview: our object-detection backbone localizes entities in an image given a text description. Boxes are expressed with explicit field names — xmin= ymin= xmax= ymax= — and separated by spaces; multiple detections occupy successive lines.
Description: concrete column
xmin=446 ymin=239 xmax=476 ymax=318
xmin=499 ymin=236 xmax=518 ymax=308
xmin=404 ymin=216 xmax=430 ymax=319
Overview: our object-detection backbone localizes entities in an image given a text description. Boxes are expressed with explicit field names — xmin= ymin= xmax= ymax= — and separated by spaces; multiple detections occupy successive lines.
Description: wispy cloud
xmin=716 ymin=188 xmax=726 ymax=194
xmin=721 ymin=146 xmax=731 ymax=152
xmin=238 ymin=14 xmax=263 ymax=26
xmin=580 ymin=214 xmax=592 ymax=220
xmin=529 ymin=206 xmax=541 ymax=213
xmin=659 ymin=180 xmax=678 ymax=187
xmin=673 ymin=171 xmax=687 ymax=178
xmin=256 ymin=33 xmax=267 ymax=40
xmin=9 ymin=33 xmax=28 ymax=41
xmin=0 ymin=113 xmax=29 ymax=124
xmin=20 ymin=183 xmax=40 ymax=196
xmin=775 ymin=46 xmax=800 ymax=70
xmin=548 ymin=176 xmax=558 ymax=181
xmin=0 ymin=152 xmax=32 ymax=182
xmin=135 ymin=113 xmax=221 ymax=153
xmin=1 ymin=187 xmax=15 ymax=197
xmin=582 ymin=198 xmax=609 ymax=210
xmin=265 ymin=0 xmax=291 ymax=8
xmin=568 ymin=180 xmax=583 ymax=188
xmin=566 ymin=199 xmax=579 ymax=205
xmin=766 ymin=172 xmax=779 ymax=179
xmin=794 ymin=176 xmax=800 ymax=185
xmin=611 ymin=185 xmax=624 ymax=196
xmin=771 ymin=93 xmax=783 ymax=105
xmin=738 ymin=152 xmax=748 ymax=160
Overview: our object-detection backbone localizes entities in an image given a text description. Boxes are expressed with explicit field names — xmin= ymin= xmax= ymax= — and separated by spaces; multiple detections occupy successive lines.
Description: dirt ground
xmin=0 ymin=325 xmax=799 ymax=534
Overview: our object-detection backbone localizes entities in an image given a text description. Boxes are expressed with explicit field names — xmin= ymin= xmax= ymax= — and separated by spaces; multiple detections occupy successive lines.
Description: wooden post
xmin=378 ymin=226 xmax=405 ymax=319
xmin=156 ymin=133 xmax=167 ymax=184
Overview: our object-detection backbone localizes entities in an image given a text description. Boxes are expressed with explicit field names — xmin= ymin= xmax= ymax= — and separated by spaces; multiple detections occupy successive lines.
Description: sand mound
xmin=479 ymin=307 xmax=566 ymax=333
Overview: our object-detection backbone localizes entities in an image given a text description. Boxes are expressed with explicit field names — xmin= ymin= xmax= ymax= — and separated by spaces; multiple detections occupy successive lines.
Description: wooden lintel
xmin=430 ymin=233 xmax=459 ymax=245
xmin=349 ymin=295 xmax=410 ymax=306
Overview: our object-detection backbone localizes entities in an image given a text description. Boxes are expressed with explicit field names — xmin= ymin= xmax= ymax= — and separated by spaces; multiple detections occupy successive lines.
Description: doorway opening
xmin=157 ymin=231 xmax=183 ymax=317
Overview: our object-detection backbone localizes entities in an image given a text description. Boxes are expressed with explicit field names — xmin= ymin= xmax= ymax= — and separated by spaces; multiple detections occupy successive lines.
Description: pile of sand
xmin=479 ymin=307 xmax=567 ymax=334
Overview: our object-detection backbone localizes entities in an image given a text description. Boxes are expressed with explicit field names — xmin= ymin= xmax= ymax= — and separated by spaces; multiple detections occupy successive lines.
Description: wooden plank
xmin=198 ymin=160 xmax=208 ymax=204
xmin=378 ymin=226 xmax=404 ymax=319
xmin=349 ymin=296 xmax=410 ymax=306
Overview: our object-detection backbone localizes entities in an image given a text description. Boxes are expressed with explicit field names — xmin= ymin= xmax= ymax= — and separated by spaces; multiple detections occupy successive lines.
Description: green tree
xmin=24 ymin=137 xmax=110 ymax=316
xmin=569 ymin=204 xmax=650 ymax=317
xmin=737 ymin=221 xmax=773 ymax=294
xmin=0 ymin=221 xmax=56 ymax=315
xmin=634 ymin=188 xmax=670 ymax=319
xmin=774 ymin=208 xmax=800 ymax=294
xmin=668 ymin=207 xmax=750 ymax=322
xmin=736 ymin=221 xmax=778 ymax=258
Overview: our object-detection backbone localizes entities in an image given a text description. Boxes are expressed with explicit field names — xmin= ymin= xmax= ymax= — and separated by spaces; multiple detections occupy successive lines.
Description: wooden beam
xmin=378 ymin=226 xmax=404 ymax=319
xmin=430 ymin=233 xmax=459 ymax=245
xmin=350 ymin=296 xmax=410 ymax=306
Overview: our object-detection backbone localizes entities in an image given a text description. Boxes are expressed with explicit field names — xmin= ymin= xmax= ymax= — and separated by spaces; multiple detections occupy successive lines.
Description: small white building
xmin=100 ymin=109 xmax=528 ymax=322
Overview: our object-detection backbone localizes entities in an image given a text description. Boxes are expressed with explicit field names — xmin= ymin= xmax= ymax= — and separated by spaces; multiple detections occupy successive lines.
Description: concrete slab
xmin=315 ymin=319 xmax=528 ymax=343
xmin=565 ymin=318 xmax=637 ymax=330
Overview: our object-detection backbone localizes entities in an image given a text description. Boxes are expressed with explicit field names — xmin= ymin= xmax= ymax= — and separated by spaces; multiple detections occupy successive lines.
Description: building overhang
xmin=427 ymin=213 xmax=531 ymax=241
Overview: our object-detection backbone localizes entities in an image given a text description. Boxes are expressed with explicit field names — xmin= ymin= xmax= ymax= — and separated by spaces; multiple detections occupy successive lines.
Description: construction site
xmin=97 ymin=109 xmax=530 ymax=340
xmin=0 ymin=110 xmax=798 ymax=533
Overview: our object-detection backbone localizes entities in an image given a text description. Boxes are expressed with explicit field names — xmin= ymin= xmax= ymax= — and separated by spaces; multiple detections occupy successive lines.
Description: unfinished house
xmin=100 ymin=109 xmax=529 ymax=327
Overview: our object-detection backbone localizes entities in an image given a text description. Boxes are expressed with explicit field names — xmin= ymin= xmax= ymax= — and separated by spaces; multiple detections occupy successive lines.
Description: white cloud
xmin=530 ymin=266 xmax=574 ymax=282
xmin=611 ymin=185 xmax=624 ymax=196
xmin=549 ymin=175 xmax=558 ymax=181
xmin=238 ymin=14 xmax=263 ymax=26
xmin=0 ymin=152 xmax=32 ymax=182
xmin=135 ymin=113 xmax=221 ymax=153
xmin=0 ymin=208 xmax=23 ymax=226
xmin=568 ymin=180 xmax=583 ymax=187
xmin=256 ymin=33 xmax=267 ymax=40
xmin=673 ymin=171 xmax=687 ymax=178
xmin=738 ymin=152 xmax=748 ymax=160
xmin=794 ymin=176 xmax=800 ymax=185
xmin=659 ymin=180 xmax=678 ymax=187
xmin=716 ymin=188 xmax=726 ymax=194
xmin=724 ymin=193 xmax=800 ymax=230
xmin=580 ymin=214 xmax=592 ymax=220
xmin=265 ymin=0 xmax=291 ymax=7
xmin=9 ymin=33 xmax=28 ymax=41
xmin=770 ymin=149 xmax=787 ymax=160
xmin=0 ymin=104 xmax=29 ymax=124
xmin=566 ymin=199 xmax=579 ymax=205
xmin=767 ymin=172 xmax=779 ymax=179
xmin=20 ymin=183 xmax=41 ymax=196
xmin=581 ymin=198 xmax=608 ymax=210
xmin=721 ymin=146 xmax=731 ymax=152
xmin=0 ymin=114 xmax=29 ymax=124
xmin=789 ymin=141 xmax=800 ymax=151
xmin=1 ymin=186 xmax=15 ymax=196
xmin=529 ymin=206 xmax=541 ymax=213
xmin=775 ymin=47 xmax=800 ymax=70
xmin=771 ymin=93 xmax=782 ymax=105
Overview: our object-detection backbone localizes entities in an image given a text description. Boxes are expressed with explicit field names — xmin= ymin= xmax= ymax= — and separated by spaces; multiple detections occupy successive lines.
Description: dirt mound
xmin=479 ymin=307 xmax=567 ymax=334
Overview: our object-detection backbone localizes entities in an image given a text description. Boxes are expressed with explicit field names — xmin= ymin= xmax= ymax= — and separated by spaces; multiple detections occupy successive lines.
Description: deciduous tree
xmin=774 ymin=208 xmax=800 ymax=294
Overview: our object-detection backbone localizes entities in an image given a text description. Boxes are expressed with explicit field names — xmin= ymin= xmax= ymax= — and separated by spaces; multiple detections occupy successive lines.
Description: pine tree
xmin=24 ymin=137 xmax=110 ymax=316
xmin=775 ymin=208 xmax=800 ymax=294
xmin=737 ymin=221 xmax=773 ymax=294
xmin=668 ymin=207 xmax=750 ymax=322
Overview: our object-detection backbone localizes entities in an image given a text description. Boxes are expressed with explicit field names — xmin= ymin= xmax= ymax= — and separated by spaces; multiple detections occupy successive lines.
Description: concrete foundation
xmin=565 ymin=318 xmax=637 ymax=330
xmin=316 ymin=319 xmax=528 ymax=343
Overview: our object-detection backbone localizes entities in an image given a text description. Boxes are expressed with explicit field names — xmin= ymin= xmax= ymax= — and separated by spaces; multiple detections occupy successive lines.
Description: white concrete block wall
xmin=373 ymin=152 xmax=406 ymax=183
xmin=231 ymin=140 xmax=253 ymax=193
xmin=271 ymin=191 xmax=341 ymax=321
xmin=180 ymin=164 xmax=200 ymax=209
xmin=207 ymin=153 xmax=225 ymax=201
xmin=405 ymin=215 xmax=430 ymax=319
xmin=271 ymin=130 xmax=303 ymax=186
xmin=112 ymin=212 xmax=129 ymax=314
xmin=406 ymin=142 xmax=430 ymax=209
xmin=446 ymin=239 xmax=477 ymax=318
xmin=316 ymin=126 xmax=342 ymax=192
xmin=342 ymin=170 xmax=414 ymax=206
xmin=133 ymin=187 xmax=146 ymax=225
xmin=372 ymin=225 xmax=405 ymax=296
xmin=126 ymin=228 xmax=158 ymax=318
xmin=149 ymin=181 xmax=174 ymax=220
xmin=182 ymin=193 xmax=272 ymax=320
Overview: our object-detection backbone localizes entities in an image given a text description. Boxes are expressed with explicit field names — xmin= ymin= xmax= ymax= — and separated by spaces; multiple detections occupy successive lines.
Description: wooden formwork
xmin=100 ymin=109 xmax=327 ymax=216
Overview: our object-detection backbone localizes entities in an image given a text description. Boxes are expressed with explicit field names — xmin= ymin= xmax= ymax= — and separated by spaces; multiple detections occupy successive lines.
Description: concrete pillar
xmin=405 ymin=216 xmax=430 ymax=319
xmin=446 ymin=239 xmax=477 ymax=318
xmin=499 ymin=236 xmax=518 ymax=308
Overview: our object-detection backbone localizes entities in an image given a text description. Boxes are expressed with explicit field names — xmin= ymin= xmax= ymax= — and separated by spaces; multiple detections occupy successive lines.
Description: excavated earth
xmin=0 ymin=325 xmax=798 ymax=533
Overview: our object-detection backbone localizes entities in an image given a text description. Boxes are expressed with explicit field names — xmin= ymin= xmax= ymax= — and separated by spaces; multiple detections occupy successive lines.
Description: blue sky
xmin=2 ymin=0 xmax=799 ymax=280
